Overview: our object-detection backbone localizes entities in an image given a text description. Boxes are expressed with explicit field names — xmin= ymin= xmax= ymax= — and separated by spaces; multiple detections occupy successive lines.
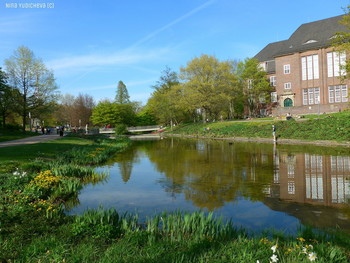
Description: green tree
xmin=179 ymin=55 xmax=237 ymax=122
xmin=147 ymin=67 xmax=187 ymax=125
xmin=91 ymin=100 xmax=135 ymax=127
xmin=135 ymin=108 xmax=157 ymax=126
xmin=0 ymin=68 xmax=18 ymax=127
xmin=5 ymin=46 xmax=58 ymax=131
xmin=237 ymin=58 xmax=272 ymax=117
xmin=152 ymin=66 xmax=179 ymax=93
xmin=332 ymin=8 xmax=350 ymax=79
xmin=115 ymin=81 xmax=130 ymax=104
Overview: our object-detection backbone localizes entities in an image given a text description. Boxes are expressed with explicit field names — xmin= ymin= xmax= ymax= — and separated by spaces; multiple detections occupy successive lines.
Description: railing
xmin=127 ymin=125 xmax=161 ymax=132
xmin=98 ymin=126 xmax=163 ymax=134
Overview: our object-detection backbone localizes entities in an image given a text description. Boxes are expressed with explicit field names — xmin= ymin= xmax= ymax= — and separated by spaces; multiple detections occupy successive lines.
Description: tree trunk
xmin=2 ymin=113 xmax=5 ymax=128
xmin=22 ymin=113 xmax=26 ymax=132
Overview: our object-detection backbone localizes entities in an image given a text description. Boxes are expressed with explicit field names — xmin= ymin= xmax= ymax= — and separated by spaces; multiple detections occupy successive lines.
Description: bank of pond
xmin=169 ymin=112 xmax=350 ymax=145
xmin=1 ymin=134 xmax=350 ymax=262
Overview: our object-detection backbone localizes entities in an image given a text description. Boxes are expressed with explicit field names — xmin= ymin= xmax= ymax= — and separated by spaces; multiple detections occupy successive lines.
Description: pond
xmin=69 ymin=137 xmax=350 ymax=234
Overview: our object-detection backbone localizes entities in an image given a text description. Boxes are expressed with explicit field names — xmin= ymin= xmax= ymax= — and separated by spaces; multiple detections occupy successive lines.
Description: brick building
xmin=255 ymin=15 xmax=349 ymax=116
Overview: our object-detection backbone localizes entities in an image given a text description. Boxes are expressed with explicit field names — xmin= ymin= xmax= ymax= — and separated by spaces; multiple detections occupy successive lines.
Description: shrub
xmin=114 ymin=124 xmax=127 ymax=135
xmin=3 ymin=123 xmax=22 ymax=132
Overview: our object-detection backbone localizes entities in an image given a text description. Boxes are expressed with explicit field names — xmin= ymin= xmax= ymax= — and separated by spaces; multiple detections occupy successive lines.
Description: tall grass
xmin=71 ymin=207 xmax=139 ymax=240
xmin=146 ymin=211 xmax=242 ymax=242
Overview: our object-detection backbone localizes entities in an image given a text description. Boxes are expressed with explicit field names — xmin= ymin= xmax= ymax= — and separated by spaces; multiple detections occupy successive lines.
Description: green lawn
xmin=0 ymin=129 xmax=40 ymax=142
xmin=0 ymin=136 xmax=93 ymax=163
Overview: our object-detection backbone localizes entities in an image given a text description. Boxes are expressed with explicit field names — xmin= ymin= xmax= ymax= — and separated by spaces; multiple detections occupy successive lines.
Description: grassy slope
xmin=170 ymin=112 xmax=350 ymax=142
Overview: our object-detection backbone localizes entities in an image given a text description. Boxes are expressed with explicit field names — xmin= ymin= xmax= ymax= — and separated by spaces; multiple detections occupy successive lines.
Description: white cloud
xmin=73 ymin=78 xmax=155 ymax=93
xmin=47 ymin=47 xmax=170 ymax=73
xmin=0 ymin=13 xmax=40 ymax=34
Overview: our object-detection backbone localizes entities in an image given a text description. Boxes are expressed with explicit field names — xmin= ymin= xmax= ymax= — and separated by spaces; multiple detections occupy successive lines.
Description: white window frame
xmin=327 ymin=51 xmax=346 ymax=77
xmin=284 ymin=64 xmax=290 ymax=74
xmin=328 ymin=85 xmax=348 ymax=103
xmin=301 ymin=55 xmax=319 ymax=80
xmin=288 ymin=182 xmax=295 ymax=195
xmin=303 ymin=87 xmax=320 ymax=105
xmin=284 ymin=82 xmax=291 ymax=90
xmin=270 ymin=76 xmax=276 ymax=87
xmin=271 ymin=92 xmax=277 ymax=103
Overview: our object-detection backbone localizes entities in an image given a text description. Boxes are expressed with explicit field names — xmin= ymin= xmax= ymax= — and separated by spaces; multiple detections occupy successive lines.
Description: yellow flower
xmin=297 ymin=237 xmax=305 ymax=242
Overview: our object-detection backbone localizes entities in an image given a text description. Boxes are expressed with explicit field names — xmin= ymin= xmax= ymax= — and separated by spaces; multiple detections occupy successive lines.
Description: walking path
xmin=0 ymin=134 xmax=60 ymax=148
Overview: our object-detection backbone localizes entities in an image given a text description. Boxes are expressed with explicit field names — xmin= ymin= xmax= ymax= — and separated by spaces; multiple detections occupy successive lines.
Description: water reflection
xmin=70 ymin=138 xmax=350 ymax=233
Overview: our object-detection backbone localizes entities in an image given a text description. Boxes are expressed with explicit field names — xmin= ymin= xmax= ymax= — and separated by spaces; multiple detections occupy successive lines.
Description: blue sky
xmin=1 ymin=0 xmax=349 ymax=104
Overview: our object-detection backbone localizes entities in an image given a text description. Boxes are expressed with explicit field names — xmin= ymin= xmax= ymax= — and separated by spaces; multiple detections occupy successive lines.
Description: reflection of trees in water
xmin=143 ymin=138 xmax=274 ymax=210
xmin=102 ymin=138 xmax=350 ymax=231
xmin=106 ymin=145 xmax=140 ymax=183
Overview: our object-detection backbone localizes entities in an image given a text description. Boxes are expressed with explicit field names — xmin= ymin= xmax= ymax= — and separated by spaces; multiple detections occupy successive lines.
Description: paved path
xmin=0 ymin=134 xmax=61 ymax=148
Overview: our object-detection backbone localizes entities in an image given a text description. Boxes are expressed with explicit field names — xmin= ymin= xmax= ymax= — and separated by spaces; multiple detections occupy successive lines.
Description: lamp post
xmin=29 ymin=112 xmax=32 ymax=132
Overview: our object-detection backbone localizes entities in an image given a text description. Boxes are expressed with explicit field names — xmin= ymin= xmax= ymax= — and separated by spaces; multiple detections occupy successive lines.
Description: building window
xmin=284 ymin=98 xmax=293 ymax=107
xmin=284 ymin=82 xmax=291 ymax=90
xmin=271 ymin=92 xmax=277 ymax=103
xmin=328 ymin=85 xmax=348 ymax=103
xmin=301 ymin=55 xmax=319 ymax=80
xmin=284 ymin=64 xmax=290 ymax=74
xmin=303 ymin=88 xmax=320 ymax=105
xmin=327 ymin=51 xmax=346 ymax=77
xmin=270 ymin=76 xmax=276 ymax=87
xmin=288 ymin=182 xmax=295 ymax=194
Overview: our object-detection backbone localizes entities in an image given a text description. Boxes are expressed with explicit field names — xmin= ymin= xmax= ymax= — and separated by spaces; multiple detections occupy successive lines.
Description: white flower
xmin=271 ymin=244 xmax=278 ymax=253
xmin=308 ymin=252 xmax=317 ymax=261
xmin=256 ymin=261 xmax=260 ymax=263
xmin=308 ymin=244 xmax=313 ymax=249
xmin=302 ymin=246 xmax=308 ymax=254
xmin=270 ymin=254 xmax=278 ymax=262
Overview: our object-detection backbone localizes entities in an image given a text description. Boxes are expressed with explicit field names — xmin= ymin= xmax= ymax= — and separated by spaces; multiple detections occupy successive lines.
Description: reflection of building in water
xmin=277 ymin=152 xmax=350 ymax=207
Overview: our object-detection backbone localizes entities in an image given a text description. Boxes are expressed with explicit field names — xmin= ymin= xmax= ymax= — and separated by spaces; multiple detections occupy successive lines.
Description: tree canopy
xmin=0 ymin=67 xmax=18 ymax=127
xmin=332 ymin=7 xmax=350 ymax=78
xmin=91 ymin=100 xmax=136 ymax=127
xmin=115 ymin=81 xmax=130 ymax=104
xmin=5 ymin=46 xmax=59 ymax=131
xmin=146 ymin=55 xmax=271 ymax=125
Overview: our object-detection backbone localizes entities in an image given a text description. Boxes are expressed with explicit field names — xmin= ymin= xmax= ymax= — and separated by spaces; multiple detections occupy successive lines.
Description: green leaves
xmin=91 ymin=100 xmax=136 ymax=127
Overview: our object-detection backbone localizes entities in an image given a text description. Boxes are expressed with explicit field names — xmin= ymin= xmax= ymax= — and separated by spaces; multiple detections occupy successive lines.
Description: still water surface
xmin=69 ymin=137 xmax=350 ymax=234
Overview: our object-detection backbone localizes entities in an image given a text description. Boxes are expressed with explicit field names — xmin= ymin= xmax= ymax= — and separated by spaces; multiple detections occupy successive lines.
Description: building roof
xmin=254 ymin=40 xmax=287 ymax=62
xmin=254 ymin=15 xmax=348 ymax=62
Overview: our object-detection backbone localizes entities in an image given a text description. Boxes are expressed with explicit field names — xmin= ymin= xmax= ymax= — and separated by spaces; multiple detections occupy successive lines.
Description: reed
xmin=146 ymin=211 xmax=242 ymax=242
xmin=71 ymin=207 xmax=139 ymax=240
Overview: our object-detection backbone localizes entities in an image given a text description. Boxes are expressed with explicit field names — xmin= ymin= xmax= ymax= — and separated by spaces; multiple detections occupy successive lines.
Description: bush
xmin=114 ymin=124 xmax=127 ymax=135
xmin=3 ymin=123 xmax=22 ymax=132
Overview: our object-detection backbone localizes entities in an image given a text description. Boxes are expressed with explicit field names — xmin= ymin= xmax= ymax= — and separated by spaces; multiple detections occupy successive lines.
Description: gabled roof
xmin=254 ymin=40 xmax=287 ymax=62
xmin=254 ymin=15 xmax=348 ymax=62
